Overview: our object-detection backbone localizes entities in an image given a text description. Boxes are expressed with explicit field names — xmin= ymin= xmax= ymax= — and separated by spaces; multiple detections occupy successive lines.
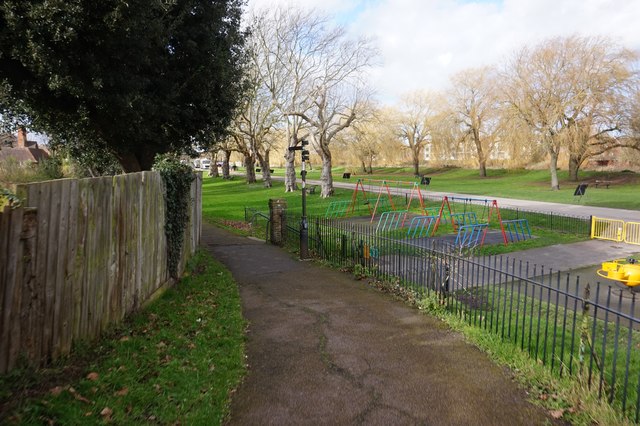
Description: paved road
xmin=202 ymin=224 xmax=559 ymax=425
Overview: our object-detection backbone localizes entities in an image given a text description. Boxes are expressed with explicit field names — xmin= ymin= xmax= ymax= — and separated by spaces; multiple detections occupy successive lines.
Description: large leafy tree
xmin=0 ymin=0 xmax=245 ymax=172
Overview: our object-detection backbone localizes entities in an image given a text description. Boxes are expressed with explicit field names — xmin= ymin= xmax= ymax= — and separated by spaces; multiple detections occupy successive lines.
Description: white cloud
xmin=245 ymin=0 xmax=640 ymax=105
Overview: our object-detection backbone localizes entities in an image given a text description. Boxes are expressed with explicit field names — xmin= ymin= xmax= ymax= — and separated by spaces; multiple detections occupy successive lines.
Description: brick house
xmin=0 ymin=127 xmax=50 ymax=164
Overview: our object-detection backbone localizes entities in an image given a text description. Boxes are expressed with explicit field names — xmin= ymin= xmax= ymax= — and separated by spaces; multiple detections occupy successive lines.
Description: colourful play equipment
xmin=597 ymin=258 xmax=640 ymax=289
xmin=503 ymin=219 xmax=532 ymax=242
xmin=455 ymin=223 xmax=489 ymax=248
xmin=349 ymin=179 xmax=427 ymax=222
xmin=406 ymin=215 xmax=439 ymax=238
xmin=431 ymin=196 xmax=509 ymax=246
xmin=376 ymin=210 xmax=409 ymax=233
xmin=325 ymin=200 xmax=351 ymax=218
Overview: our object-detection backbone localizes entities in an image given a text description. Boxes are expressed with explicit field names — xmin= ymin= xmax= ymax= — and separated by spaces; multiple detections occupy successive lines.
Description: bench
xmin=594 ymin=180 xmax=612 ymax=189
xmin=256 ymin=168 xmax=275 ymax=173
xmin=420 ymin=176 xmax=431 ymax=185
xmin=307 ymin=185 xmax=318 ymax=194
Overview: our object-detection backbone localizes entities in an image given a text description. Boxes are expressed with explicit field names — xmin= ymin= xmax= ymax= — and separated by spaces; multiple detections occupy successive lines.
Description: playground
xmin=322 ymin=178 xmax=534 ymax=252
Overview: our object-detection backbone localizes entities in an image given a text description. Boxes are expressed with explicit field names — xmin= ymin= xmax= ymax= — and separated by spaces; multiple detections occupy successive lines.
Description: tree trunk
xmin=320 ymin=147 xmax=334 ymax=198
xmin=208 ymin=152 xmax=219 ymax=177
xmin=412 ymin=147 xmax=421 ymax=176
xmin=257 ymin=151 xmax=272 ymax=188
xmin=115 ymin=146 xmax=157 ymax=172
xmin=568 ymin=153 xmax=581 ymax=181
xmin=284 ymin=150 xmax=297 ymax=192
xmin=473 ymin=129 xmax=487 ymax=178
xmin=222 ymin=149 xmax=231 ymax=179
xmin=244 ymin=154 xmax=257 ymax=184
xmin=478 ymin=160 xmax=487 ymax=178
xmin=361 ymin=160 xmax=367 ymax=173
xmin=549 ymin=152 xmax=560 ymax=190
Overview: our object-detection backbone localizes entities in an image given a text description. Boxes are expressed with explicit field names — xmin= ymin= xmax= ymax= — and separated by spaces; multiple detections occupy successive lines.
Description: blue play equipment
xmin=449 ymin=211 xmax=478 ymax=227
xmin=503 ymin=219 xmax=532 ymax=242
xmin=376 ymin=210 xmax=408 ymax=233
xmin=406 ymin=215 xmax=439 ymax=238
xmin=455 ymin=223 xmax=489 ymax=248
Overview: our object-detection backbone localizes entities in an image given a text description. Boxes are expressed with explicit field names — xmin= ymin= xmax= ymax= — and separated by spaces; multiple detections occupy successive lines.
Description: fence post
xmin=268 ymin=198 xmax=287 ymax=246
xmin=579 ymin=282 xmax=591 ymax=378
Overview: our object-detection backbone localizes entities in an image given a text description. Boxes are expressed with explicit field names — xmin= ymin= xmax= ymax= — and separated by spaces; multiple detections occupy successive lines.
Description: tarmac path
xmin=201 ymin=223 xmax=558 ymax=425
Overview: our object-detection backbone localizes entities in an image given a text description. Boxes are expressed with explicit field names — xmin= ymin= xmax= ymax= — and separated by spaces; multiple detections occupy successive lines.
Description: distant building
xmin=0 ymin=127 xmax=50 ymax=164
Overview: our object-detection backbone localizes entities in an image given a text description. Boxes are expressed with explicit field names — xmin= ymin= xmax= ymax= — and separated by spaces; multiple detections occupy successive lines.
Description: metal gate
xmin=591 ymin=216 xmax=640 ymax=245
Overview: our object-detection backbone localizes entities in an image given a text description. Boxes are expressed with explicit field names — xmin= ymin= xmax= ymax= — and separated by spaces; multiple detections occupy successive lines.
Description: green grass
xmin=0 ymin=250 xmax=246 ymax=425
xmin=430 ymin=282 xmax=640 ymax=425
xmin=262 ymin=166 xmax=640 ymax=211
xmin=203 ymin=176 xmax=589 ymax=256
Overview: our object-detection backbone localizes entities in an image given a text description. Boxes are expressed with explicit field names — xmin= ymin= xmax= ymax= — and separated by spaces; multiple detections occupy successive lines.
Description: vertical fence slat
xmin=0 ymin=206 xmax=12 ymax=372
xmin=1 ymin=207 xmax=24 ymax=372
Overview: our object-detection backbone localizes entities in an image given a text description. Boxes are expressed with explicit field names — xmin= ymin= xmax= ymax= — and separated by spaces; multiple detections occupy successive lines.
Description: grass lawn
xmin=0 ymin=250 xmax=246 ymax=425
xmin=202 ymin=176 xmax=588 ymax=255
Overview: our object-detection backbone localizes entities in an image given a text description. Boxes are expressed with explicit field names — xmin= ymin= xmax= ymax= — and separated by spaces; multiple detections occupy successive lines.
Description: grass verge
xmin=0 ymin=250 xmax=246 ymax=425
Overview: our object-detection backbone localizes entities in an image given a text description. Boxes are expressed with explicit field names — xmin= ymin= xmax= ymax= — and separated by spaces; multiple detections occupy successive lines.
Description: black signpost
xmin=288 ymin=139 xmax=310 ymax=259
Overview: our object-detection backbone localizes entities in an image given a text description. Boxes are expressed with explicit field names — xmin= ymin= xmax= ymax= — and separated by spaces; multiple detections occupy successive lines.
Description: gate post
xmin=269 ymin=198 xmax=287 ymax=246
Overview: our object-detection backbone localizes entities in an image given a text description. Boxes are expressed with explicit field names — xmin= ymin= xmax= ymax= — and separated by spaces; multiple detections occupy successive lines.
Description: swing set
xmin=432 ymin=196 xmax=509 ymax=246
xmin=348 ymin=179 xmax=427 ymax=223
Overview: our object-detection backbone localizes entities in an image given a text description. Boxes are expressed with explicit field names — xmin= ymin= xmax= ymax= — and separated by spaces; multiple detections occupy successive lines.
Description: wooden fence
xmin=0 ymin=171 xmax=202 ymax=373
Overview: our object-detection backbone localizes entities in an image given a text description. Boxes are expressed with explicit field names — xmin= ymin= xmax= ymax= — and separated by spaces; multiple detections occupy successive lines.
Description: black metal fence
xmin=275 ymin=213 xmax=640 ymax=422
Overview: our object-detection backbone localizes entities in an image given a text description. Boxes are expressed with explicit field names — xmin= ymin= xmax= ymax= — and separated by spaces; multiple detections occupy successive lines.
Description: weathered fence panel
xmin=0 ymin=171 xmax=201 ymax=373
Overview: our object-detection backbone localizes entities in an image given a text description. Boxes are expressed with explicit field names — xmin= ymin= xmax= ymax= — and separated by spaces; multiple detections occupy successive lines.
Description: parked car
xmin=200 ymin=159 xmax=211 ymax=169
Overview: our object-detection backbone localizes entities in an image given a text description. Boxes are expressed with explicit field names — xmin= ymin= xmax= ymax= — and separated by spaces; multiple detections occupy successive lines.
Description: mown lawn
xmin=0 ymin=250 xmax=246 ymax=425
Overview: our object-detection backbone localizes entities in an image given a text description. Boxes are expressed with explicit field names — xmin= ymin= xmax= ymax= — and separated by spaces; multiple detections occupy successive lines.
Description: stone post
xmin=269 ymin=198 xmax=287 ymax=246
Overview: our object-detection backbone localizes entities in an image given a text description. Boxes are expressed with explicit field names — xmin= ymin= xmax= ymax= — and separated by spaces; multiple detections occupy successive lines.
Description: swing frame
xmin=431 ymin=196 xmax=509 ymax=246
xmin=348 ymin=178 xmax=427 ymax=223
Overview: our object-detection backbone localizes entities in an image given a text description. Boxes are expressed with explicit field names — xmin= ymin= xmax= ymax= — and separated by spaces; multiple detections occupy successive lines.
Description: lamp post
xmin=288 ymin=139 xmax=310 ymax=259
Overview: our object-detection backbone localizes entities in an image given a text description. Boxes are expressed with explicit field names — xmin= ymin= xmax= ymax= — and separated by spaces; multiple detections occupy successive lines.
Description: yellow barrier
xmin=591 ymin=216 xmax=625 ymax=242
xmin=624 ymin=222 xmax=640 ymax=246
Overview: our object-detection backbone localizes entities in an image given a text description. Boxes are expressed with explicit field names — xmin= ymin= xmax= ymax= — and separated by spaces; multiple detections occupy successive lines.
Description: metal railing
xmin=245 ymin=206 xmax=639 ymax=422
xmin=301 ymin=216 xmax=640 ymax=422
xmin=244 ymin=207 xmax=271 ymax=242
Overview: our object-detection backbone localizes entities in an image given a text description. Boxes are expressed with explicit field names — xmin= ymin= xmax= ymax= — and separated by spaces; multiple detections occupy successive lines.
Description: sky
xmin=246 ymin=0 xmax=640 ymax=105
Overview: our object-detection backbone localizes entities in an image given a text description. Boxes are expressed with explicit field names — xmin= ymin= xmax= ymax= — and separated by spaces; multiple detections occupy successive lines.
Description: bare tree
xmin=502 ymin=35 xmax=637 ymax=188
xmin=336 ymin=106 xmax=396 ymax=174
xmin=396 ymin=91 xmax=440 ymax=176
xmin=248 ymin=8 xmax=315 ymax=192
xmin=448 ymin=67 xmax=502 ymax=177
xmin=249 ymin=7 xmax=376 ymax=196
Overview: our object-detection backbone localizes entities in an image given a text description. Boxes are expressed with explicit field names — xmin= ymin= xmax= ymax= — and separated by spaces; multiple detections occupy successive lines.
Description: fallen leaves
xmin=69 ymin=387 xmax=92 ymax=404
xmin=115 ymin=387 xmax=129 ymax=397
xmin=86 ymin=372 xmax=99 ymax=381
xmin=549 ymin=408 xmax=564 ymax=419
xmin=100 ymin=407 xmax=113 ymax=421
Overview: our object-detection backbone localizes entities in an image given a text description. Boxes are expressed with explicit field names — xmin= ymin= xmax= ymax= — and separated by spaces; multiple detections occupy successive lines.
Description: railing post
xmin=268 ymin=198 xmax=287 ymax=247
xmin=579 ymin=282 xmax=591 ymax=378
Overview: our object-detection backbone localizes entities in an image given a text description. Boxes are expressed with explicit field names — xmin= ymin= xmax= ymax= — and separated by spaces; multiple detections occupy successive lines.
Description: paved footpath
xmin=201 ymin=223 xmax=559 ymax=425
